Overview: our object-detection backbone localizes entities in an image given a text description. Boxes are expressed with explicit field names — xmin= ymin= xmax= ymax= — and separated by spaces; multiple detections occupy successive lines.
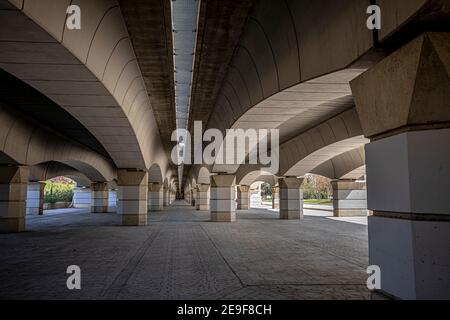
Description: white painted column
xmin=366 ymin=129 xmax=450 ymax=299
xmin=108 ymin=190 xmax=117 ymax=213
xmin=331 ymin=180 xmax=367 ymax=217
xmin=26 ymin=181 xmax=45 ymax=215
xmin=148 ymin=183 xmax=163 ymax=211
xmin=73 ymin=187 xmax=91 ymax=209
xmin=210 ymin=175 xmax=236 ymax=222
xmin=279 ymin=177 xmax=303 ymax=220
xmin=350 ymin=32 xmax=450 ymax=299
xmin=237 ymin=185 xmax=250 ymax=210
xmin=91 ymin=182 xmax=108 ymax=213
xmin=195 ymin=184 xmax=210 ymax=211
xmin=117 ymin=170 xmax=148 ymax=226
xmin=0 ymin=166 xmax=29 ymax=233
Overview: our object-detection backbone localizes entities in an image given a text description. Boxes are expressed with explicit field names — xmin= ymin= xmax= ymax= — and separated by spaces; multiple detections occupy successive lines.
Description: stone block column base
xmin=91 ymin=182 xmax=109 ymax=213
xmin=26 ymin=182 xmax=45 ymax=215
xmin=279 ymin=177 xmax=303 ymax=220
xmin=148 ymin=183 xmax=163 ymax=212
xmin=369 ymin=213 xmax=450 ymax=299
xmin=237 ymin=186 xmax=250 ymax=210
xmin=331 ymin=180 xmax=367 ymax=217
xmin=211 ymin=212 xmax=236 ymax=222
xmin=210 ymin=175 xmax=236 ymax=223
xmin=0 ymin=166 xmax=29 ymax=233
xmin=118 ymin=170 xmax=148 ymax=226
xmin=196 ymin=184 xmax=210 ymax=211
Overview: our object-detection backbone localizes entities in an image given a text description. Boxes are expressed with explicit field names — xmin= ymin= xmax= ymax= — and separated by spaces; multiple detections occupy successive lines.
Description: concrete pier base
xmin=210 ymin=175 xmax=236 ymax=222
xmin=118 ymin=170 xmax=148 ymax=226
xmin=0 ymin=166 xmax=29 ymax=233
xmin=279 ymin=177 xmax=303 ymax=220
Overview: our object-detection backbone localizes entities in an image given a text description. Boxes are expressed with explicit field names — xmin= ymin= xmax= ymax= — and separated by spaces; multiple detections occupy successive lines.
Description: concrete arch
xmin=233 ymin=109 xmax=368 ymax=179
xmin=311 ymin=147 xmax=366 ymax=180
xmin=0 ymin=102 xmax=116 ymax=182
xmin=237 ymin=169 xmax=276 ymax=187
xmin=278 ymin=109 xmax=368 ymax=177
xmin=29 ymin=161 xmax=92 ymax=187
xmin=195 ymin=166 xmax=211 ymax=185
xmin=190 ymin=176 xmax=197 ymax=189
xmin=0 ymin=150 xmax=17 ymax=166
xmin=148 ymin=164 xmax=163 ymax=184
xmin=0 ymin=1 xmax=168 ymax=170
xmin=206 ymin=0 xmax=429 ymax=135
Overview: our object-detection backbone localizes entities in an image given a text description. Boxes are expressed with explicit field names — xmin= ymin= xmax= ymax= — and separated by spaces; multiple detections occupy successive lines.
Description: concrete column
xmin=331 ymin=180 xmax=367 ymax=217
xmin=26 ymin=182 xmax=45 ymax=215
xmin=163 ymin=188 xmax=169 ymax=207
xmin=90 ymin=182 xmax=108 ymax=213
xmin=148 ymin=183 xmax=163 ymax=211
xmin=73 ymin=187 xmax=91 ymax=209
xmin=237 ymin=185 xmax=250 ymax=210
xmin=117 ymin=170 xmax=148 ymax=226
xmin=108 ymin=190 xmax=117 ymax=213
xmin=195 ymin=184 xmax=210 ymax=211
xmin=210 ymin=175 xmax=236 ymax=222
xmin=191 ymin=189 xmax=197 ymax=207
xmin=185 ymin=189 xmax=190 ymax=204
xmin=279 ymin=177 xmax=303 ymax=220
xmin=250 ymin=186 xmax=262 ymax=208
xmin=0 ymin=166 xmax=29 ymax=233
xmin=272 ymin=186 xmax=279 ymax=209
xmin=350 ymin=32 xmax=450 ymax=299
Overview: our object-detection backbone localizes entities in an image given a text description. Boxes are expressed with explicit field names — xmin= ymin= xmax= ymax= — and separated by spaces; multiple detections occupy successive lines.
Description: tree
xmin=302 ymin=174 xmax=332 ymax=200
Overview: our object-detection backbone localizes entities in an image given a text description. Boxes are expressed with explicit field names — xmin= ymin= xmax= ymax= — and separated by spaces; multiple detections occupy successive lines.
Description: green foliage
xmin=261 ymin=183 xmax=272 ymax=201
xmin=44 ymin=178 xmax=75 ymax=204
xmin=302 ymin=174 xmax=332 ymax=200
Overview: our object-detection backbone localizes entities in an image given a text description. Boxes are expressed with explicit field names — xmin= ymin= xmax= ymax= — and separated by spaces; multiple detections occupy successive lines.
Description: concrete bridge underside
xmin=0 ymin=0 xmax=449 ymax=300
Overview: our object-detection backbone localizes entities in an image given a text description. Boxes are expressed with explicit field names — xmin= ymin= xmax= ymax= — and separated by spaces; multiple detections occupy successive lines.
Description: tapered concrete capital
xmin=351 ymin=32 xmax=450 ymax=139
xmin=148 ymin=183 xmax=163 ymax=192
xmin=278 ymin=177 xmax=303 ymax=189
xmin=237 ymin=185 xmax=250 ymax=193
xmin=0 ymin=166 xmax=30 ymax=184
xmin=196 ymin=184 xmax=210 ymax=192
xmin=210 ymin=174 xmax=236 ymax=188
xmin=117 ymin=170 xmax=148 ymax=186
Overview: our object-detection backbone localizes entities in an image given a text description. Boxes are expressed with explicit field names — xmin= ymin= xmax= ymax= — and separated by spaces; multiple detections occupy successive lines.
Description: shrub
xmin=44 ymin=179 xmax=75 ymax=204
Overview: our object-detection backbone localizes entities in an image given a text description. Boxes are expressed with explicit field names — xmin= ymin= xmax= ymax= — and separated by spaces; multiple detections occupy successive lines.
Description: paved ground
xmin=0 ymin=201 xmax=372 ymax=300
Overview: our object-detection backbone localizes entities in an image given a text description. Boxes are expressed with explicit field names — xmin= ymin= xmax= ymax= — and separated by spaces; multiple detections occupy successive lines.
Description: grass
xmin=303 ymin=199 xmax=332 ymax=206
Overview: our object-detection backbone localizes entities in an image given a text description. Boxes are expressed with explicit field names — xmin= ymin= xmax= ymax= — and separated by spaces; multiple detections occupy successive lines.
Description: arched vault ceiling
xmin=232 ymin=69 xmax=364 ymax=144
xmin=0 ymin=0 xmax=168 ymax=171
xmin=311 ymin=147 xmax=366 ymax=180
xmin=118 ymin=0 xmax=176 ymax=160
xmin=0 ymin=68 xmax=110 ymax=159
xmin=207 ymin=0 xmax=442 ymax=137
